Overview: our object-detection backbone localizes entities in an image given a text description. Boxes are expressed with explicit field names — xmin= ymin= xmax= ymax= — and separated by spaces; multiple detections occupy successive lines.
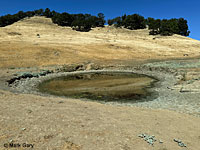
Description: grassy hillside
xmin=0 ymin=16 xmax=199 ymax=68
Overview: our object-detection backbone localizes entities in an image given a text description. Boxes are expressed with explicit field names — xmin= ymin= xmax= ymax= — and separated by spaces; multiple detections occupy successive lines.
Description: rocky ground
xmin=4 ymin=59 xmax=200 ymax=117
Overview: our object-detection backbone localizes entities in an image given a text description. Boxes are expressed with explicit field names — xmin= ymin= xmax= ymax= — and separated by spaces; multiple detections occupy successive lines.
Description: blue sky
xmin=0 ymin=0 xmax=199 ymax=40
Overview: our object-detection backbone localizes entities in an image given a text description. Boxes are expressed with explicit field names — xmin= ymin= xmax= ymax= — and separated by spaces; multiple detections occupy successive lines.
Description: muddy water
xmin=38 ymin=72 xmax=158 ymax=103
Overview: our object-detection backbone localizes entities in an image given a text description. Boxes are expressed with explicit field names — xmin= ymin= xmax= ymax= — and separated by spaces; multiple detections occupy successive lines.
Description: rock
xmin=7 ymin=70 xmax=53 ymax=85
xmin=178 ymin=142 xmax=187 ymax=147
xmin=32 ymin=73 xmax=39 ymax=77
xmin=174 ymin=138 xmax=187 ymax=147
xmin=138 ymin=133 xmax=157 ymax=145
xmin=174 ymin=139 xmax=181 ymax=143
xmin=21 ymin=128 xmax=26 ymax=131
xmin=9 ymin=139 xmax=13 ymax=143
xmin=159 ymin=140 xmax=163 ymax=144
xmin=167 ymin=86 xmax=171 ymax=89
xmin=138 ymin=134 xmax=145 ymax=138
xmin=147 ymin=139 xmax=154 ymax=145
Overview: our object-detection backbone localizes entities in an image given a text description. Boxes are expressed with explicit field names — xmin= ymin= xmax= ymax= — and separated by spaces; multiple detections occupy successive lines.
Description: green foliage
xmin=0 ymin=14 xmax=20 ymax=27
xmin=43 ymin=8 xmax=53 ymax=18
xmin=97 ymin=13 xmax=106 ymax=27
xmin=34 ymin=9 xmax=44 ymax=16
xmin=107 ymin=19 xmax=113 ymax=26
xmin=122 ymin=14 xmax=127 ymax=23
xmin=0 ymin=9 xmax=105 ymax=32
xmin=159 ymin=19 xmax=174 ymax=36
xmin=52 ymin=12 xmax=73 ymax=26
xmin=107 ymin=14 xmax=126 ymax=27
xmin=124 ymin=14 xmax=146 ymax=30
xmin=0 ymin=9 xmax=43 ymax=27
xmin=52 ymin=12 xmax=105 ymax=31
xmin=108 ymin=14 xmax=146 ymax=30
xmin=168 ymin=19 xmax=179 ymax=34
xmin=0 ymin=9 xmax=190 ymax=35
xmin=107 ymin=17 xmax=123 ymax=27
xmin=71 ymin=14 xmax=92 ymax=32
xmin=159 ymin=19 xmax=186 ymax=36
xmin=16 ymin=11 xmax=26 ymax=19
xmin=24 ymin=11 xmax=35 ymax=17
xmin=108 ymin=14 xmax=190 ymax=37
xmin=178 ymin=18 xmax=190 ymax=36
xmin=147 ymin=18 xmax=190 ymax=36
xmin=147 ymin=17 xmax=161 ymax=35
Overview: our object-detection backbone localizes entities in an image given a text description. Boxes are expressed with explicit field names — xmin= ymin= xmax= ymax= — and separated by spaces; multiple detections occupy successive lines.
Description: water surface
xmin=38 ymin=72 xmax=158 ymax=103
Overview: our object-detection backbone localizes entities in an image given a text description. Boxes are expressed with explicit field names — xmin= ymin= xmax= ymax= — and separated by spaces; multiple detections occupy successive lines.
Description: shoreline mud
xmin=3 ymin=64 xmax=200 ymax=117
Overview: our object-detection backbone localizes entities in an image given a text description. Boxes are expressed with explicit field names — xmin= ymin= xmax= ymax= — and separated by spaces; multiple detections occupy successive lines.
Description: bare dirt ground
xmin=0 ymin=16 xmax=200 ymax=150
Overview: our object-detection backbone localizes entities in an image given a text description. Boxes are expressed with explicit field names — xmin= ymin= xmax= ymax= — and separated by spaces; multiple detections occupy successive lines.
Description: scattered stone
xmin=7 ymin=70 xmax=53 ymax=85
xmin=9 ymin=139 xmax=13 ymax=143
xmin=159 ymin=140 xmax=163 ymax=144
xmin=138 ymin=133 xmax=145 ymax=138
xmin=138 ymin=134 xmax=156 ymax=145
xmin=174 ymin=139 xmax=187 ymax=147
xmin=21 ymin=128 xmax=26 ymax=131
xmin=167 ymin=86 xmax=172 ymax=90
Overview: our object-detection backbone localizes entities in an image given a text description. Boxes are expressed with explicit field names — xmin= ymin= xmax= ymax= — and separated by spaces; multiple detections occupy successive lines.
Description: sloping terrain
xmin=0 ymin=16 xmax=200 ymax=68
xmin=0 ymin=16 xmax=200 ymax=150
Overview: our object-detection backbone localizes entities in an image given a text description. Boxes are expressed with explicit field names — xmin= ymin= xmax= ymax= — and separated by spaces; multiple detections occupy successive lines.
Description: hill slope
xmin=0 ymin=16 xmax=200 ymax=150
xmin=0 ymin=16 xmax=200 ymax=68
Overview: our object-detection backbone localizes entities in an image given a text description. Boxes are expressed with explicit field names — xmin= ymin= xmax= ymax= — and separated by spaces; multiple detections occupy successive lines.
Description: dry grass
xmin=0 ymin=16 xmax=200 ymax=68
xmin=0 ymin=16 xmax=200 ymax=150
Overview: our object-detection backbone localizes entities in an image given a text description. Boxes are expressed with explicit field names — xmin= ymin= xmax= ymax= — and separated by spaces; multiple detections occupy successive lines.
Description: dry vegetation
xmin=0 ymin=16 xmax=200 ymax=68
xmin=0 ymin=16 xmax=200 ymax=150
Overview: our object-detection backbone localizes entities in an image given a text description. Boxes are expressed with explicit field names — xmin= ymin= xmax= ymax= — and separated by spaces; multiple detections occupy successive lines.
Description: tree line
xmin=108 ymin=14 xmax=190 ymax=36
xmin=51 ymin=12 xmax=105 ymax=31
xmin=0 ymin=8 xmax=190 ymax=36
xmin=147 ymin=17 xmax=190 ymax=36
xmin=0 ymin=8 xmax=105 ymax=32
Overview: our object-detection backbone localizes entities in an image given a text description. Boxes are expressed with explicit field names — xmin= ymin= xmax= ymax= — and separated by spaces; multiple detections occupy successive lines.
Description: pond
xmin=38 ymin=72 xmax=158 ymax=103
